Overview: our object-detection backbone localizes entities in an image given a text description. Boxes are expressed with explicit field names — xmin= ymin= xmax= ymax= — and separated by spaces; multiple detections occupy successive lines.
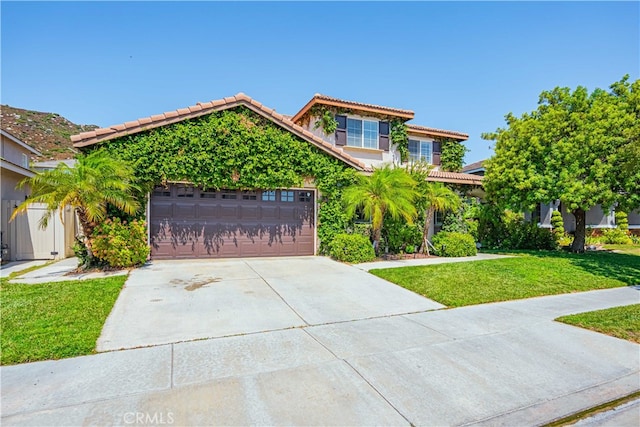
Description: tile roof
xmin=407 ymin=124 xmax=469 ymax=141
xmin=70 ymin=93 xmax=370 ymax=172
xmin=461 ymin=159 xmax=486 ymax=173
xmin=291 ymin=94 xmax=415 ymax=123
xmin=427 ymin=169 xmax=484 ymax=186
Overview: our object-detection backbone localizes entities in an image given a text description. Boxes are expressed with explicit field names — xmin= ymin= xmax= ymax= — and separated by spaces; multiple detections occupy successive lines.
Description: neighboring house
xmin=1 ymin=129 xmax=75 ymax=261
xmin=70 ymin=93 xmax=482 ymax=259
xmin=463 ymin=159 xmax=640 ymax=234
xmin=32 ymin=158 xmax=76 ymax=173
xmin=1 ymin=129 xmax=40 ymax=201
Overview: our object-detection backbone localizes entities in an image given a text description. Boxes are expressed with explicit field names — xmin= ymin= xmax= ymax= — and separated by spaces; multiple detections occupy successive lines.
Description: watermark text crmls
xmin=123 ymin=411 xmax=174 ymax=425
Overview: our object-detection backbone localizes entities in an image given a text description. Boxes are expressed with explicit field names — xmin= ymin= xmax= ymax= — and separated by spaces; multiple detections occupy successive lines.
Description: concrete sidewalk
xmin=2 ymin=285 xmax=638 ymax=426
xmin=355 ymin=252 xmax=513 ymax=271
xmin=5 ymin=257 xmax=128 ymax=284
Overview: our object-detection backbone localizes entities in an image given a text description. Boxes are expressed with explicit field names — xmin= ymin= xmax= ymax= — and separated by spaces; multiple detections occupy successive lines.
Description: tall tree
xmin=343 ymin=165 xmax=417 ymax=252
xmin=410 ymin=164 xmax=461 ymax=255
xmin=11 ymin=150 xmax=140 ymax=264
xmin=482 ymin=76 xmax=640 ymax=252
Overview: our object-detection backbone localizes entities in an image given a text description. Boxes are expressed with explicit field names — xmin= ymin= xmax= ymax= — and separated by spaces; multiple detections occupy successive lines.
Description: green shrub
xmin=432 ymin=232 xmax=477 ymax=257
xmin=92 ymin=218 xmax=150 ymax=268
xmin=381 ymin=216 xmax=422 ymax=254
xmin=350 ymin=223 xmax=372 ymax=239
xmin=477 ymin=204 xmax=557 ymax=250
xmin=602 ymin=228 xmax=632 ymax=245
xmin=329 ymin=233 xmax=376 ymax=263
xmin=615 ymin=211 xmax=629 ymax=231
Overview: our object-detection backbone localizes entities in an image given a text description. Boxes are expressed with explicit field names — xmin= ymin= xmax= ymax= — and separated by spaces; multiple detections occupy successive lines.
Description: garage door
xmin=149 ymin=184 xmax=315 ymax=259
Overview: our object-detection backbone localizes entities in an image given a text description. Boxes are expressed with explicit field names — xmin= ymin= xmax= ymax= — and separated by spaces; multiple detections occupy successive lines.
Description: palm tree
xmin=343 ymin=165 xmax=417 ymax=252
xmin=11 ymin=150 xmax=140 ymax=265
xmin=418 ymin=181 xmax=461 ymax=255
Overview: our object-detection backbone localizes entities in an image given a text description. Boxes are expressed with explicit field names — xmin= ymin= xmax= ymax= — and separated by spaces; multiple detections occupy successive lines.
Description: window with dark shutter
xmin=335 ymin=115 xmax=347 ymax=146
xmin=432 ymin=140 xmax=442 ymax=165
xmin=379 ymin=121 xmax=390 ymax=151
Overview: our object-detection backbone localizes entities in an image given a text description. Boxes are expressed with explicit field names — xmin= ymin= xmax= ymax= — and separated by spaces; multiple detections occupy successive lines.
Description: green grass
xmin=556 ymin=304 xmax=640 ymax=343
xmin=370 ymin=251 xmax=640 ymax=307
xmin=0 ymin=276 xmax=126 ymax=365
xmin=602 ymin=244 xmax=640 ymax=256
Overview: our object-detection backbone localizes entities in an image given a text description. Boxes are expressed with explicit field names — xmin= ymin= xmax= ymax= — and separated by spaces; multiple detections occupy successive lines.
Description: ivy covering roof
xmin=70 ymin=93 xmax=370 ymax=172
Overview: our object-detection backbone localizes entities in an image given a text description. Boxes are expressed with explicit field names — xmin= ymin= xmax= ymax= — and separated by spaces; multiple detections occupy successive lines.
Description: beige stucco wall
xmin=1 ymin=168 xmax=31 ymax=201
xmin=1 ymin=134 xmax=31 ymax=168
xmin=300 ymin=114 xmax=401 ymax=168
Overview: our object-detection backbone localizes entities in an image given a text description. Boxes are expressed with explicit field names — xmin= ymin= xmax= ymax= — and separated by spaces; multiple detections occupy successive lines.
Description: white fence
xmin=1 ymin=201 xmax=76 ymax=261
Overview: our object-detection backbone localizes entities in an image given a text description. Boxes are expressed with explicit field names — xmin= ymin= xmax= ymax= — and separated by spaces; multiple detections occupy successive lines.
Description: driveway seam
xmin=242 ymin=260 xmax=310 ymax=326
xmin=299 ymin=328 xmax=413 ymax=426
xmin=343 ymin=359 xmax=414 ymax=426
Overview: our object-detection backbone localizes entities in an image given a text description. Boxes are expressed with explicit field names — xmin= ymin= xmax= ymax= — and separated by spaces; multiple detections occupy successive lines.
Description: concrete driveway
xmin=2 ymin=257 xmax=639 ymax=426
xmin=97 ymin=256 xmax=443 ymax=351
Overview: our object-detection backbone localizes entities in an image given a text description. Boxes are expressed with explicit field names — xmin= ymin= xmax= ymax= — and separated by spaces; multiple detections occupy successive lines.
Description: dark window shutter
xmin=433 ymin=141 xmax=442 ymax=153
xmin=432 ymin=152 xmax=441 ymax=166
xmin=335 ymin=115 xmax=347 ymax=146
xmin=379 ymin=121 xmax=389 ymax=136
xmin=379 ymin=135 xmax=389 ymax=151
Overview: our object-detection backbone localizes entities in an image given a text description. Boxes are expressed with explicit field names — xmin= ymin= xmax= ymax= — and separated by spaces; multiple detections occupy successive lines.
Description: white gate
xmin=1 ymin=201 xmax=74 ymax=261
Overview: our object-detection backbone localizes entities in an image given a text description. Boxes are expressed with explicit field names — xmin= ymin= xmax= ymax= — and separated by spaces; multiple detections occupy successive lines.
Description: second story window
xmin=408 ymin=139 xmax=433 ymax=164
xmin=347 ymin=118 xmax=378 ymax=149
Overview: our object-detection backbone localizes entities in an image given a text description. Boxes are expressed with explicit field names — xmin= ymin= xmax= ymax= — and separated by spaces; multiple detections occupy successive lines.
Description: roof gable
xmin=407 ymin=124 xmax=468 ymax=141
xmin=71 ymin=94 xmax=370 ymax=172
xmin=291 ymin=94 xmax=415 ymax=123
xmin=0 ymin=129 xmax=42 ymax=156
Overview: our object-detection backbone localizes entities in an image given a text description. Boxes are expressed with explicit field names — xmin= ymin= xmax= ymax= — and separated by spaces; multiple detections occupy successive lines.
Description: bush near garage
xmin=432 ymin=232 xmax=477 ymax=257
xmin=91 ymin=218 xmax=150 ymax=268
xmin=329 ymin=233 xmax=376 ymax=263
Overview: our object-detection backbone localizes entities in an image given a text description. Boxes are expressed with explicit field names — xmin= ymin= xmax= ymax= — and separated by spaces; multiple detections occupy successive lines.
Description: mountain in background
xmin=0 ymin=105 xmax=98 ymax=161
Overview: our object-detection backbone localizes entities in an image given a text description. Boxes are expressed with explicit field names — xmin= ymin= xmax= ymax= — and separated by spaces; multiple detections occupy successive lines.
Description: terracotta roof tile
xmin=292 ymin=94 xmax=414 ymax=123
xmin=95 ymin=127 xmax=115 ymax=136
xmin=70 ymin=93 xmax=369 ymax=172
xmin=427 ymin=170 xmax=483 ymax=186
xmin=407 ymin=124 xmax=468 ymax=140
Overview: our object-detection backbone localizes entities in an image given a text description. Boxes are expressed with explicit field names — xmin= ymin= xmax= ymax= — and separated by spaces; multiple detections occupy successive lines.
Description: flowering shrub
xmin=92 ymin=218 xmax=150 ymax=268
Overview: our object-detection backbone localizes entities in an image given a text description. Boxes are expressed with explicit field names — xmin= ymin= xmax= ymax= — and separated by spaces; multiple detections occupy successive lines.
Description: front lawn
xmin=1 ymin=276 xmax=126 ymax=365
xmin=370 ymin=251 xmax=640 ymax=307
xmin=602 ymin=244 xmax=640 ymax=256
xmin=556 ymin=304 xmax=640 ymax=343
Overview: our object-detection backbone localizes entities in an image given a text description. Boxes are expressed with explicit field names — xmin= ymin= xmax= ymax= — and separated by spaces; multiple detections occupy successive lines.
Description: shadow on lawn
xmin=512 ymin=250 xmax=640 ymax=286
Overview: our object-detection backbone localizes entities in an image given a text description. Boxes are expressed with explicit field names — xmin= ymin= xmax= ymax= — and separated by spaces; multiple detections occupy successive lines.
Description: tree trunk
xmin=372 ymin=227 xmax=382 ymax=255
xmin=571 ymin=208 xmax=586 ymax=253
xmin=421 ymin=207 xmax=434 ymax=256
xmin=76 ymin=208 xmax=97 ymax=268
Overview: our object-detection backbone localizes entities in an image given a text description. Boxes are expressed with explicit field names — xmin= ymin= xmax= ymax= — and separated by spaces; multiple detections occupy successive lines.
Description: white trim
xmin=0 ymin=130 xmax=42 ymax=156
xmin=407 ymin=138 xmax=433 ymax=164
xmin=346 ymin=116 xmax=379 ymax=149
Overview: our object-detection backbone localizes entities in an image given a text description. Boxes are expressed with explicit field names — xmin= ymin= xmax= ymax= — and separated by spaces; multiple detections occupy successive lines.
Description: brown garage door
xmin=149 ymin=184 xmax=315 ymax=259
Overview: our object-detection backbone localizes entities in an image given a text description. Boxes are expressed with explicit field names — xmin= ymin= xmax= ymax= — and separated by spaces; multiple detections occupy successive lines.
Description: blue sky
xmin=2 ymin=1 xmax=638 ymax=164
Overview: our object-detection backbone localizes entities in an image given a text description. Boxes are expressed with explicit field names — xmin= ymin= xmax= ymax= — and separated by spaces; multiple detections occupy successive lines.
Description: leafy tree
xmin=482 ymin=76 xmax=640 ymax=252
xmin=11 ymin=150 xmax=140 ymax=266
xmin=343 ymin=165 xmax=417 ymax=252
xmin=408 ymin=163 xmax=462 ymax=255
